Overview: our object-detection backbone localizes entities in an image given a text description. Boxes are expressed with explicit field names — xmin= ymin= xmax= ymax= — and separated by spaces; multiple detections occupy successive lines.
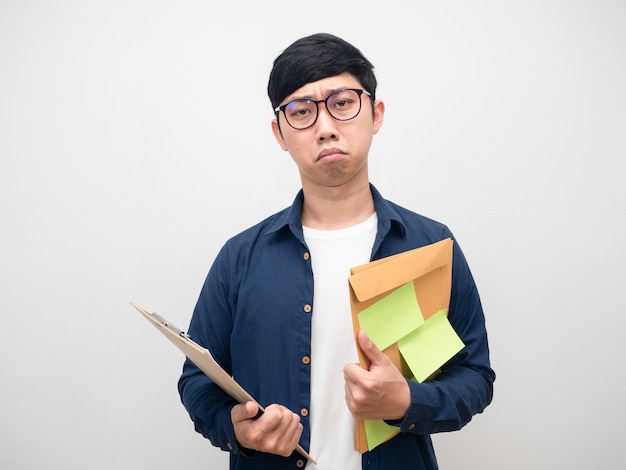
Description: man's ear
xmin=271 ymin=119 xmax=289 ymax=151
xmin=372 ymin=100 xmax=385 ymax=135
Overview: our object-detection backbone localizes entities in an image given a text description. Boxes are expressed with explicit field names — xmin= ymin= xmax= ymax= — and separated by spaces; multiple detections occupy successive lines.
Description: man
xmin=178 ymin=33 xmax=495 ymax=469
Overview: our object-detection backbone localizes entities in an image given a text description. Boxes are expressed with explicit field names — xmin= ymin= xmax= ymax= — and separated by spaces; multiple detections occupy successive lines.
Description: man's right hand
xmin=231 ymin=401 xmax=303 ymax=457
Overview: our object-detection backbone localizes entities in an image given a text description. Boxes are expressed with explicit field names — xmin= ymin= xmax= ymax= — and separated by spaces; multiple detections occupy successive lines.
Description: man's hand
xmin=231 ymin=401 xmax=303 ymax=457
xmin=343 ymin=330 xmax=411 ymax=420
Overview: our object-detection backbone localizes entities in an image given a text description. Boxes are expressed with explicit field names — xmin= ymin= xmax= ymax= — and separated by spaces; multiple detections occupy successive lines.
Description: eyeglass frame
xmin=274 ymin=88 xmax=372 ymax=130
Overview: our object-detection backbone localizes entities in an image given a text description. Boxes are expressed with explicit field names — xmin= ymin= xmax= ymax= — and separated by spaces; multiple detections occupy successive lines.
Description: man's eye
xmin=286 ymin=101 xmax=313 ymax=118
xmin=288 ymin=107 xmax=311 ymax=118
xmin=331 ymin=98 xmax=355 ymax=111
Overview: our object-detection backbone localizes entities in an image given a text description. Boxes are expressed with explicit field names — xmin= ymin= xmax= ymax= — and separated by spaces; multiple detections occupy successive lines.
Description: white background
xmin=1 ymin=1 xmax=624 ymax=469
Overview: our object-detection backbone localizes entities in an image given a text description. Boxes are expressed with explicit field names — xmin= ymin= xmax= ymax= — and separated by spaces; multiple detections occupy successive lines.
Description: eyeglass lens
xmin=283 ymin=89 xmax=364 ymax=129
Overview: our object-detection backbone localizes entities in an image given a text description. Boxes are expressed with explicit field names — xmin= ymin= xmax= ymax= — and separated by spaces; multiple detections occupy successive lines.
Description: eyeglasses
xmin=275 ymin=88 xmax=371 ymax=130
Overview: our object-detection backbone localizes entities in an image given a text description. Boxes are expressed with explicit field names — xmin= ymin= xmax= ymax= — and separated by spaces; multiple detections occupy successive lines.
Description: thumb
xmin=232 ymin=401 xmax=259 ymax=423
xmin=357 ymin=330 xmax=387 ymax=366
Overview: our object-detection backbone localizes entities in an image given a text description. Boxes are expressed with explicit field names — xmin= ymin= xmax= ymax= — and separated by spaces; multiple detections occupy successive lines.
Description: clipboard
xmin=130 ymin=302 xmax=317 ymax=465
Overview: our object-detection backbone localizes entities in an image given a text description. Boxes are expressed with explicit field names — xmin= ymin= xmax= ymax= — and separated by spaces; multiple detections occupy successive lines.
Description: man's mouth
xmin=317 ymin=148 xmax=345 ymax=161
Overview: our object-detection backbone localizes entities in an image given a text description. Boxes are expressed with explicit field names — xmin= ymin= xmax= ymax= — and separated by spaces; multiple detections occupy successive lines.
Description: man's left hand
xmin=343 ymin=330 xmax=410 ymax=421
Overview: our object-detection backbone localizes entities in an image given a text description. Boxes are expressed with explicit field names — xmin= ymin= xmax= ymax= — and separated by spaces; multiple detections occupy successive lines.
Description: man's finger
xmin=232 ymin=401 xmax=259 ymax=424
xmin=357 ymin=330 xmax=387 ymax=365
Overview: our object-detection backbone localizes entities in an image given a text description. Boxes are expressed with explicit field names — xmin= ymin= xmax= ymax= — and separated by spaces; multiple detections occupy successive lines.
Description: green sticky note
xmin=397 ymin=309 xmax=464 ymax=383
xmin=364 ymin=419 xmax=398 ymax=451
xmin=358 ymin=281 xmax=424 ymax=351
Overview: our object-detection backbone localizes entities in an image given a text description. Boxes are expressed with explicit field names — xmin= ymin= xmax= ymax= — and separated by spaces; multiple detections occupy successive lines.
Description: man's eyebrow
xmin=288 ymin=86 xmax=353 ymax=102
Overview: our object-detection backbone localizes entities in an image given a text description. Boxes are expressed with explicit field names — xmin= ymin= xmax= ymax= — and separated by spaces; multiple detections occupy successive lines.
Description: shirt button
xmin=303 ymin=304 xmax=312 ymax=313
xmin=296 ymin=459 xmax=305 ymax=468
xmin=303 ymin=252 xmax=310 ymax=261
xmin=302 ymin=356 xmax=310 ymax=365
xmin=300 ymin=408 xmax=309 ymax=417
xmin=408 ymin=423 xmax=416 ymax=430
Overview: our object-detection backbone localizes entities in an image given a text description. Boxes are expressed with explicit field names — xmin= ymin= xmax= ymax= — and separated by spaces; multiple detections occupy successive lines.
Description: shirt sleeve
xmin=395 ymin=237 xmax=495 ymax=435
xmin=177 ymin=243 xmax=246 ymax=454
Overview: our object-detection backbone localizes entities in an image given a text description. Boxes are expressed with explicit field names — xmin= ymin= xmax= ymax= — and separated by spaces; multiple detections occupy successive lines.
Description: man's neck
xmin=300 ymin=181 xmax=375 ymax=230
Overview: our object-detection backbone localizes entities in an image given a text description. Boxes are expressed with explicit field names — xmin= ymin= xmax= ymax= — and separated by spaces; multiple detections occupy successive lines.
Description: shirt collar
xmin=264 ymin=184 xmax=407 ymax=241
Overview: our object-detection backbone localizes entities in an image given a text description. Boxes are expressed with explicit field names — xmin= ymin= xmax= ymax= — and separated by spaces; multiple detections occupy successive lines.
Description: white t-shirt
xmin=303 ymin=213 xmax=378 ymax=469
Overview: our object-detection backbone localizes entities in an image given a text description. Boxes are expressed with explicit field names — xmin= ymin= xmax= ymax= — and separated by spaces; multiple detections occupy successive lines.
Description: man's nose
xmin=315 ymin=103 xmax=338 ymax=140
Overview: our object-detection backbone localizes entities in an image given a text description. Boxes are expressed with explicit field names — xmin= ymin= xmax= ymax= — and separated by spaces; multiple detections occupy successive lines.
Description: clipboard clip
xmin=151 ymin=312 xmax=191 ymax=340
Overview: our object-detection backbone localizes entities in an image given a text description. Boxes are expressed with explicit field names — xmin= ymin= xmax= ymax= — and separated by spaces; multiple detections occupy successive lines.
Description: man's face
xmin=272 ymin=72 xmax=384 ymax=191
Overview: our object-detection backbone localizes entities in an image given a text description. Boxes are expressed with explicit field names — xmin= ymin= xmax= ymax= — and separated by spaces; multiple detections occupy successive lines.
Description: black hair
xmin=267 ymin=33 xmax=377 ymax=111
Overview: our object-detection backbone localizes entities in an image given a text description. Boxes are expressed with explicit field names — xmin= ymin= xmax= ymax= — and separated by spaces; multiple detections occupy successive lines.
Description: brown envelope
xmin=348 ymin=238 xmax=453 ymax=452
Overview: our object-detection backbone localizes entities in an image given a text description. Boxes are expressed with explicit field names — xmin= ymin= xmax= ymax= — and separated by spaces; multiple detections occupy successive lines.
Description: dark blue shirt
xmin=178 ymin=184 xmax=495 ymax=470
